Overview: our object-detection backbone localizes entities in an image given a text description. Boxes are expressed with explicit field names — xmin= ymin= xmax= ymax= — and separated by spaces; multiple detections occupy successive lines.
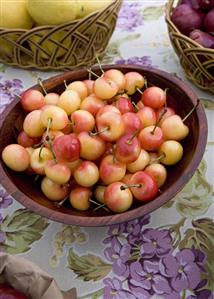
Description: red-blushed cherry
xmin=94 ymin=77 xmax=119 ymax=100
xmin=71 ymin=110 xmax=95 ymax=133
xmin=127 ymin=149 xmax=150 ymax=173
xmin=122 ymin=112 xmax=142 ymax=134
xmin=137 ymin=106 xmax=157 ymax=128
xmin=141 ymin=86 xmax=166 ymax=109
xmin=73 ymin=161 xmax=99 ymax=187
xmin=139 ymin=126 xmax=164 ymax=151
xmin=156 ymin=106 xmax=175 ymax=126
xmin=99 ymin=154 xmax=126 ymax=185
xmin=104 ymin=69 xmax=126 ymax=91
xmin=17 ymin=131 xmax=41 ymax=148
xmin=83 ymin=79 xmax=95 ymax=95
xmin=43 ymin=130 xmax=64 ymax=149
xmin=104 ymin=182 xmax=133 ymax=213
xmin=115 ymin=133 xmax=141 ymax=164
xmin=121 ymin=173 xmax=133 ymax=185
xmin=69 ymin=186 xmax=92 ymax=211
xmin=66 ymin=80 xmax=88 ymax=101
xmin=96 ymin=104 xmax=121 ymax=117
xmin=65 ymin=158 xmax=82 ymax=175
xmin=44 ymin=160 xmax=71 ymax=184
xmin=78 ymin=131 xmax=106 ymax=160
xmin=145 ymin=163 xmax=167 ymax=188
xmin=124 ymin=71 xmax=145 ymax=95
xmin=2 ymin=144 xmax=30 ymax=172
xmin=80 ymin=94 xmax=105 ymax=116
xmin=44 ymin=92 xmax=59 ymax=105
xmin=94 ymin=185 xmax=106 ymax=204
xmin=41 ymin=177 xmax=70 ymax=201
xmin=95 ymin=111 xmax=124 ymax=142
xmin=114 ymin=96 xmax=134 ymax=114
xmin=158 ymin=140 xmax=183 ymax=165
xmin=23 ymin=110 xmax=45 ymax=138
xmin=52 ymin=134 xmax=80 ymax=162
xmin=127 ymin=171 xmax=158 ymax=201
xmin=0 ymin=283 xmax=29 ymax=299
xmin=20 ymin=89 xmax=45 ymax=112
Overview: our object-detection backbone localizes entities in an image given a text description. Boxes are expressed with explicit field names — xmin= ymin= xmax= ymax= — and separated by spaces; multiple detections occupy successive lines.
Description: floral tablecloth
xmin=0 ymin=1 xmax=214 ymax=299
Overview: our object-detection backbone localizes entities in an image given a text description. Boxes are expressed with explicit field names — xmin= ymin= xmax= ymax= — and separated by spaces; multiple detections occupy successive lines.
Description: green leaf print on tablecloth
xmin=162 ymin=159 xmax=214 ymax=217
xmin=140 ymin=5 xmax=164 ymax=21
xmin=67 ymin=248 xmax=111 ymax=282
xmin=179 ymin=218 xmax=214 ymax=291
xmin=0 ymin=209 xmax=49 ymax=254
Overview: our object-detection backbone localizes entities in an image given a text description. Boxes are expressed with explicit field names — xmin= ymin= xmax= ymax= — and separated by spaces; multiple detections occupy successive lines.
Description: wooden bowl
xmin=0 ymin=65 xmax=208 ymax=226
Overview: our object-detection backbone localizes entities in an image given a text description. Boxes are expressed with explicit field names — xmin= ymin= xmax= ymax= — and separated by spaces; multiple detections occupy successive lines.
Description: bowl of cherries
xmin=0 ymin=64 xmax=208 ymax=226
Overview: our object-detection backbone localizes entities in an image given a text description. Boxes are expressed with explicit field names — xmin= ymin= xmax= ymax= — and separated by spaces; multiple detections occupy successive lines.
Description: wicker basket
xmin=0 ymin=0 xmax=122 ymax=71
xmin=165 ymin=0 xmax=214 ymax=93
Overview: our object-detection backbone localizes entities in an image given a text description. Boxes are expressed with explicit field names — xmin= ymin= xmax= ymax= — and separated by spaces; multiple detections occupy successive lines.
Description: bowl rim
xmin=0 ymin=65 xmax=208 ymax=226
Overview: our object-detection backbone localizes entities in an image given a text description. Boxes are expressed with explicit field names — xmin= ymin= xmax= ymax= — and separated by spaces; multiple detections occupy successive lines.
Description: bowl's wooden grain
xmin=0 ymin=65 xmax=208 ymax=226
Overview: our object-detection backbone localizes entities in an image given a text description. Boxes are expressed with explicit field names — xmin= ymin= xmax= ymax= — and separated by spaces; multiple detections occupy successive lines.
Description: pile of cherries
xmin=1 ymin=67 xmax=196 ymax=213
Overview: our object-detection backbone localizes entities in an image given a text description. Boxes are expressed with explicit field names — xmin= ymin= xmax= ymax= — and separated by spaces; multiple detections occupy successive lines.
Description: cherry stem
xmin=120 ymin=184 xmax=142 ymax=190
xmin=64 ymin=80 xmax=68 ymax=89
xmin=182 ymin=99 xmax=200 ymax=122
xmin=151 ymin=107 xmax=167 ymax=135
xmin=54 ymin=196 xmax=68 ymax=208
xmin=136 ymin=87 xmax=143 ymax=95
xmin=89 ymin=127 xmax=109 ymax=136
xmin=132 ymin=101 xmax=139 ymax=112
xmin=150 ymin=153 xmax=165 ymax=164
xmin=87 ymin=68 xmax=99 ymax=78
xmin=95 ymin=54 xmax=104 ymax=75
xmin=37 ymin=77 xmax=47 ymax=95
xmin=126 ymin=129 xmax=141 ymax=145
xmin=42 ymin=118 xmax=57 ymax=162
xmin=39 ymin=142 xmax=45 ymax=160
xmin=90 ymin=199 xmax=109 ymax=212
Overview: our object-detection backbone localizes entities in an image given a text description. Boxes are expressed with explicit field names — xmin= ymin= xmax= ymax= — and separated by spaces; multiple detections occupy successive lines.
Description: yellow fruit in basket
xmin=26 ymin=0 xmax=79 ymax=25
xmin=0 ymin=0 xmax=33 ymax=57
xmin=77 ymin=0 xmax=113 ymax=18
xmin=0 ymin=0 xmax=33 ymax=29
xmin=29 ymin=32 xmax=71 ymax=60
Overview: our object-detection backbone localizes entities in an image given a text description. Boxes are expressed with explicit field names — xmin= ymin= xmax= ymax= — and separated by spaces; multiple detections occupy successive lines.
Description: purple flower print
xmin=0 ymin=213 xmax=3 ymax=224
xmin=187 ymin=289 xmax=214 ymax=299
xmin=0 ymin=188 xmax=13 ymax=209
xmin=191 ymin=248 xmax=207 ymax=272
xmin=140 ymin=228 xmax=173 ymax=258
xmin=116 ymin=56 xmax=155 ymax=68
xmin=103 ymin=278 xmax=135 ymax=299
xmin=117 ymin=1 xmax=144 ymax=32
xmin=129 ymin=260 xmax=175 ymax=298
xmin=0 ymin=78 xmax=23 ymax=113
xmin=104 ymin=238 xmax=131 ymax=277
xmin=0 ymin=231 xmax=6 ymax=243
xmin=103 ymin=223 xmax=126 ymax=244
xmin=160 ymin=248 xmax=201 ymax=292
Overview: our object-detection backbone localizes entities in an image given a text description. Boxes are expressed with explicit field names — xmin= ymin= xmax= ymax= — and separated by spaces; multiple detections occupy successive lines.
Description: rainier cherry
xmin=80 ymin=94 xmax=105 ymax=116
xmin=94 ymin=77 xmax=118 ymax=100
xmin=2 ymin=144 xmax=30 ymax=172
xmin=66 ymin=80 xmax=88 ymax=100
xmin=137 ymin=106 xmax=157 ymax=128
xmin=104 ymin=182 xmax=133 ymax=213
xmin=20 ymin=89 xmax=45 ymax=112
xmin=73 ymin=161 xmax=99 ymax=187
xmin=23 ymin=110 xmax=45 ymax=137
xmin=44 ymin=92 xmax=59 ymax=105
xmin=17 ymin=131 xmax=40 ymax=148
xmin=161 ymin=114 xmax=189 ymax=141
xmin=44 ymin=160 xmax=71 ymax=184
xmin=141 ymin=86 xmax=166 ymax=109
xmin=124 ymin=72 xmax=145 ymax=95
xmin=158 ymin=140 xmax=183 ymax=165
xmin=114 ymin=96 xmax=134 ymax=114
xmin=58 ymin=90 xmax=81 ymax=115
xmin=78 ymin=131 xmax=106 ymax=160
xmin=139 ymin=126 xmax=164 ymax=151
xmin=115 ymin=133 xmax=141 ymax=164
xmin=69 ymin=187 xmax=92 ymax=211
xmin=52 ymin=134 xmax=80 ymax=162
xmin=83 ymin=79 xmax=95 ymax=95
xmin=104 ymin=69 xmax=126 ymax=91
xmin=30 ymin=147 xmax=52 ymax=175
xmin=94 ymin=185 xmax=106 ymax=204
xmin=71 ymin=110 xmax=95 ymax=133
xmin=122 ymin=112 xmax=142 ymax=134
xmin=127 ymin=149 xmax=150 ymax=173
xmin=40 ymin=106 xmax=68 ymax=130
xmin=41 ymin=177 xmax=70 ymax=201
xmin=145 ymin=163 xmax=167 ymax=188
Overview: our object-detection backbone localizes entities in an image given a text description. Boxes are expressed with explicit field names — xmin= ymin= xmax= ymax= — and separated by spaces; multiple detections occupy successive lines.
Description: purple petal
xmin=152 ymin=274 xmax=171 ymax=294
xmin=130 ymin=277 xmax=152 ymax=290
xmin=144 ymin=260 xmax=160 ymax=274
xmin=130 ymin=261 xmax=146 ymax=280
xmin=141 ymin=242 xmax=155 ymax=257
xmin=164 ymin=291 xmax=181 ymax=299
xmin=129 ymin=286 xmax=151 ymax=299
xmin=176 ymin=249 xmax=195 ymax=265
xmin=172 ymin=272 xmax=189 ymax=292
xmin=117 ymin=290 xmax=136 ymax=299
xmin=120 ymin=244 xmax=131 ymax=261
xmin=160 ymin=255 xmax=179 ymax=277
xmin=112 ymin=277 xmax=123 ymax=290
xmin=113 ymin=259 xmax=129 ymax=277
xmin=185 ymin=263 xmax=201 ymax=290
xmin=104 ymin=247 xmax=117 ymax=261
xmin=112 ymin=238 xmax=122 ymax=253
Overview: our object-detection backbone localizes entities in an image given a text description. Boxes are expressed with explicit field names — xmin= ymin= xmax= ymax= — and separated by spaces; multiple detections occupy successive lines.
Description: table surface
xmin=0 ymin=1 xmax=214 ymax=298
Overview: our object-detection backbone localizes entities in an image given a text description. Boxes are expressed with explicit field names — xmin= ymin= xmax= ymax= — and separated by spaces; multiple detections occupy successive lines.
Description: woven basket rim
xmin=165 ymin=0 xmax=214 ymax=53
